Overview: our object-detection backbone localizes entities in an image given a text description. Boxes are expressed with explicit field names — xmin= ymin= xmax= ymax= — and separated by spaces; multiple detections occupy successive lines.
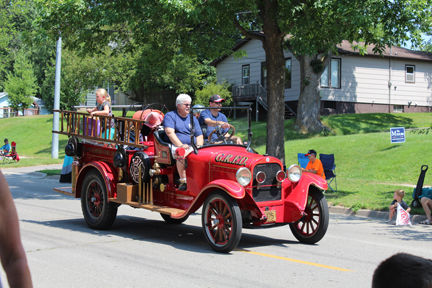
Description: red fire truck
xmin=53 ymin=106 xmax=328 ymax=253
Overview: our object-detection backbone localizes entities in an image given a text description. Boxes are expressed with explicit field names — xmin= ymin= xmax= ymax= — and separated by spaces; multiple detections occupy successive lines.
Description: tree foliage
xmin=195 ymin=82 xmax=232 ymax=106
xmin=37 ymin=0 xmax=216 ymax=100
xmin=23 ymin=0 xmax=432 ymax=162
xmin=36 ymin=0 xmax=432 ymax=161
xmin=4 ymin=51 xmax=38 ymax=111
xmin=41 ymin=49 xmax=108 ymax=111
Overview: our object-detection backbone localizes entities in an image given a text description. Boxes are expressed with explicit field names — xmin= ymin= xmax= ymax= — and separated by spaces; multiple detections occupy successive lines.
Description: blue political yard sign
xmin=390 ymin=127 xmax=405 ymax=143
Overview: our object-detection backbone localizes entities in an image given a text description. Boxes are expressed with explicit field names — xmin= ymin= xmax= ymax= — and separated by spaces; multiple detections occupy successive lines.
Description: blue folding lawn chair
xmin=297 ymin=153 xmax=309 ymax=169
xmin=319 ymin=153 xmax=337 ymax=192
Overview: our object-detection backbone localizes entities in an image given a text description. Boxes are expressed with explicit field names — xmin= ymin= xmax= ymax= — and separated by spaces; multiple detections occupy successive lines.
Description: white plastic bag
xmin=395 ymin=203 xmax=412 ymax=226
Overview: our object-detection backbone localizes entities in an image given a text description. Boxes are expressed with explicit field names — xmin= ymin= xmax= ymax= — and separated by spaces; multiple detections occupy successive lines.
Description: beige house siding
xmin=216 ymin=39 xmax=432 ymax=113
xmin=216 ymin=39 xmax=301 ymax=102
xmin=320 ymin=55 xmax=432 ymax=107
xmin=216 ymin=39 xmax=266 ymax=86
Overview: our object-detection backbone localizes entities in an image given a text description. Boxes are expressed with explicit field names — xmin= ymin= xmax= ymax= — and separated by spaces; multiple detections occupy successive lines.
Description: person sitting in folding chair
xmin=301 ymin=149 xmax=325 ymax=180
xmin=0 ymin=139 xmax=11 ymax=155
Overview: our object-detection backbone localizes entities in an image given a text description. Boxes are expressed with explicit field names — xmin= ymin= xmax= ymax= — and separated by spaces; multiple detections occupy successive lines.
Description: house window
xmin=393 ymin=105 xmax=404 ymax=113
xmin=320 ymin=58 xmax=341 ymax=88
xmin=242 ymin=64 xmax=250 ymax=85
xmin=261 ymin=62 xmax=267 ymax=88
xmin=405 ymin=65 xmax=415 ymax=83
xmin=285 ymin=58 xmax=292 ymax=89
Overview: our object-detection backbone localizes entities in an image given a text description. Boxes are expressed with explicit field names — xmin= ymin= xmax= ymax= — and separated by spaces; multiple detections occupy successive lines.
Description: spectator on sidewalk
xmin=388 ymin=189 xmax=411 ymax=223
xmin=419 ymin=187 xmax=432 ymax=225
xmin=1 ymin=138 xmax=11 ymax=154
xmin=301 ymin=149 xmax=325 ymax=180
xmin=0 ymin=171 xmax=33 ymax=287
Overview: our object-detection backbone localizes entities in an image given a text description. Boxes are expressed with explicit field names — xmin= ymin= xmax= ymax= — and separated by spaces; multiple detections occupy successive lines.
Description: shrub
xmin=195 ymin=82 xmax=232 ymax=105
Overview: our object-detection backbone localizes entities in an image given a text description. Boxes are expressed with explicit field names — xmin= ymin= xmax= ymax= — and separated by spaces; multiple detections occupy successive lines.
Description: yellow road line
xmin=238 ymin=249 xmax=352 ymax=272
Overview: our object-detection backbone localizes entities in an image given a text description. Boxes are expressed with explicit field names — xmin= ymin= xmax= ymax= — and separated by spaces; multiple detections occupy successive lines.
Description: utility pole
xmin=52 ymin=34 xmax=61 ymax=159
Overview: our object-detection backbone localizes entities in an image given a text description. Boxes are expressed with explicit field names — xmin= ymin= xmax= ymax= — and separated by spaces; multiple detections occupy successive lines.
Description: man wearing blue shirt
xmin=199 ymin=95 xmax=242 ymax=144
xmin=163 ymin=94 xmax=203 ymax=190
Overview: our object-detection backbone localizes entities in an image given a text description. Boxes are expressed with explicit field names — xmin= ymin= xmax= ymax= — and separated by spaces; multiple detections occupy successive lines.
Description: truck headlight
xmin=287 ymin=164 xmax=301 ymax=182
xmin=236 ymin=167 xmax=252 ymax=186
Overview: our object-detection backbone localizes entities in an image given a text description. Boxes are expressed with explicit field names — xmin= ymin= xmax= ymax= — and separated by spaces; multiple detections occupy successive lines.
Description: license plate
xmin=264 ymin=210 xmax=276 ymax=222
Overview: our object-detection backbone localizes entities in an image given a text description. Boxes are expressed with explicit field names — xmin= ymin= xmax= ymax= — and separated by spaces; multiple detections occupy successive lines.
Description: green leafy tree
xmin=41 ymin=49 xmax=109 ymax=111
xmin=195 ymin=82 xmax=232 ymax=106
xmin=4 ymin=51 xmax=38 ymax=113
xmin=37 ymin=1 xmax=215 ymax=101
xmin=0 ymin=1 xmax=19 ymax=90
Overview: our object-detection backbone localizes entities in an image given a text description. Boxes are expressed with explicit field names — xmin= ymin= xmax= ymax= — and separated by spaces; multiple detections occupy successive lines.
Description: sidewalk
xmin=0 ymin=163 xmax=62 ymax=175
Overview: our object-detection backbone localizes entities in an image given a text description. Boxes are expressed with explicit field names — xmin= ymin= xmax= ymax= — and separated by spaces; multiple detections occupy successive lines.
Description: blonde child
xmin=388 ymin=189 xmax=411 ymax=222
xmin=86 ymin=88 xmax=115 ymax=139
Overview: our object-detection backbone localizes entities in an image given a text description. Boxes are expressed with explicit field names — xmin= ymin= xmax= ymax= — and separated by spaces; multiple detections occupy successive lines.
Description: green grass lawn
xmin=1 ymin=112 xmax=431 ymax=214
xmin=0 ymin=115 xmax=68 ymax=167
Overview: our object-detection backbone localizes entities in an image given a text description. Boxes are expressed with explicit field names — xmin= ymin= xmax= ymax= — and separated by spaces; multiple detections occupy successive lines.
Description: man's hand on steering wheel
xmin=208 ymin=123 xmax=235 ymax=144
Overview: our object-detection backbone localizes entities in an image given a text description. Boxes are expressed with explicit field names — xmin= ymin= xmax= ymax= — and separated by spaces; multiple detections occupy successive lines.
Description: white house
xmin=0 ymin=92 xmax=15 ymax=118
xmin=0 ymin=92 xmax=49 ymax=118
xmin=213 ymin=39 xmax=432 ymax=115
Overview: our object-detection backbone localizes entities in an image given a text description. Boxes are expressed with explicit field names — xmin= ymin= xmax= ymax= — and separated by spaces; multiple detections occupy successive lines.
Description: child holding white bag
xmin=388 ymin=189 xmax=411 ymax=225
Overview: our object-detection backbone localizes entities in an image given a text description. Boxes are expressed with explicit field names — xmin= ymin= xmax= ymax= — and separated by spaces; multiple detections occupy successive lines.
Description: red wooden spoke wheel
xmin=81 ymin=170 xmax=117 ymax=230
xmin=202 ymin=191 xmax=242 ymax=253
xmin=289 ymin=190 xmax=329 ymax=244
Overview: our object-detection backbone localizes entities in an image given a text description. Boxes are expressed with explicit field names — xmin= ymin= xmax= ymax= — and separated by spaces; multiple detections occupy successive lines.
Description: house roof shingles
xmin=212 ymin=39 xmax=432 ymax=66
xmin=337 ymin=40 xmax=432 ymax=62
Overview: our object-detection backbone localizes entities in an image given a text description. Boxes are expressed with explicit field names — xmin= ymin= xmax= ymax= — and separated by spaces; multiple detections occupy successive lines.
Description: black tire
xmin=202 ymin=191 xmax=242 ymax=253
xmin=81 ymin=170 xmax=118 ymax=229
xmin=289 ymin=189 xmax=329 ymax=244
xmin=160 ymin=213 xmax=189 ymax=224
xmin=65 ymin=137 xmax=79 ymax=157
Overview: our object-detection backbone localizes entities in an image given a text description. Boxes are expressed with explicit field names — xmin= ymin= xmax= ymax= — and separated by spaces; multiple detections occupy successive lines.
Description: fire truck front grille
xmin=252 ymin=163 xmax=282 ymax=202
xmin=252 ymin=186 xmax=281 ymax=202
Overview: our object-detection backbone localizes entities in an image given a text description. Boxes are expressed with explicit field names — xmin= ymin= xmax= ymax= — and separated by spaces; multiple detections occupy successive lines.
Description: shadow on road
xmin=330 ymin=215 xmax=432 ymax=242
xmin=22 ymin=215 xmax=302 ymax=254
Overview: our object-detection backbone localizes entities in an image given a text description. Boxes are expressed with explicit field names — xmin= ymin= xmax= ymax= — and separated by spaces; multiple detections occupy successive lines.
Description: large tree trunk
xmin=261 ymin=0 xmax=286 ymax=165
xmin=295 ymin=55 xmax=325 ymax=133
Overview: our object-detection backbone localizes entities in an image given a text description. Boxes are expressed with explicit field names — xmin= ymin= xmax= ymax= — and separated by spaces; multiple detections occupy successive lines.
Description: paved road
xmin=2 ymin=166 xmax=432 ymax=288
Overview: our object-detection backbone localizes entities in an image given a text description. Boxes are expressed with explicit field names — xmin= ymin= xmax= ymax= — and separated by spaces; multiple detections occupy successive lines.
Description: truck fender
xmin=202 ymin=179 xmax=245 ymax=199
xmin=75 ymin=161 xmax=116 ymax=198
xmin=282 ymin=173 xmax=328 ymax=222
xmin=185 ymin=179 xmax=245 ymax=217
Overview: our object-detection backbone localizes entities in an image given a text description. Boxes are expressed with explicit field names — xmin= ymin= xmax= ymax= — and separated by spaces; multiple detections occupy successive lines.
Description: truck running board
xmin=108 ymin=198 xmax=185 ymax=217
xmin=53 ymin=186 xmax=75 ymax=197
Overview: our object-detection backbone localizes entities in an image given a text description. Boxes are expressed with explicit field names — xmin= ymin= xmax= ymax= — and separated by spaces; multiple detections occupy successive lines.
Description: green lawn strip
xmin=0 ymin=115 xmax=67 ymax=167
xmin=38 ymin=169 xmax=62 ymax=176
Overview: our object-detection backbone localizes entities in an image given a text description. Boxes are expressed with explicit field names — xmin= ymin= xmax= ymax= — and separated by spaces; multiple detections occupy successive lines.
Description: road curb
xmin=328 ymin=204 xmax=427 ymax=224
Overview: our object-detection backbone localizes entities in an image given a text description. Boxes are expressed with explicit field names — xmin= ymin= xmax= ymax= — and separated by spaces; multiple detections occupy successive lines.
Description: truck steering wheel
xmin=208 ymin=124 xmax=235 ymax=144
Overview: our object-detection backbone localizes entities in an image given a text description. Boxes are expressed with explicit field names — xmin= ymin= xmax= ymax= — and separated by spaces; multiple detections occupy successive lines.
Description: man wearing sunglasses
xmin=163 ymin=93 xmax=203 ymax=190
